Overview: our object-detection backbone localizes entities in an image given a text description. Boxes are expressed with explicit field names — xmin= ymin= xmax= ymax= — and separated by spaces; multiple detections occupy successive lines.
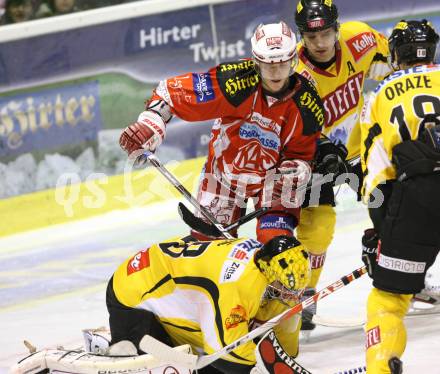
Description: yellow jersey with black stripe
xmin=296 ymin=21 xmax=391 ymax=160
xmin=112 ymin=237 xmax=271 ymax=365
xmin=360 ymin=64 xmax=440 ymax=200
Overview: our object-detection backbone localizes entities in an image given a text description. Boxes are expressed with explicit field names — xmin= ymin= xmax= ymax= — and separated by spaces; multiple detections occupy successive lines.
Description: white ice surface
xmin=1 ymin=196 xmax=439 ymax=373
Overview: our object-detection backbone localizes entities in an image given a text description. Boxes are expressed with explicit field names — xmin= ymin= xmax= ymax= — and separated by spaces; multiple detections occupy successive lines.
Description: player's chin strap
xmin=138 ymin=151 xmax=235 ymax=239
xmin=139 ymin=265 xmax=367 ymax=371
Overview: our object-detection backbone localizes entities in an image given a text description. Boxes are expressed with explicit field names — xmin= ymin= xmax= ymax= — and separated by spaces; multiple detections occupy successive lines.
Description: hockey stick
xmin=178 ymin=172 xmax=334 ymax=238
xmin=140 ymin=265 xmax=368 ymax=370
xmin=140 ymin=151 xmax=234 ymax=239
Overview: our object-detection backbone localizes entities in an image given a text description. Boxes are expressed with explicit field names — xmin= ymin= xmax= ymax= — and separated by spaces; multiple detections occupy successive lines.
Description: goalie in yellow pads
xmin=107 ymin=235 xmax=310 ymax=374
xmin=360 ymin=20 xmax=440 ymax=373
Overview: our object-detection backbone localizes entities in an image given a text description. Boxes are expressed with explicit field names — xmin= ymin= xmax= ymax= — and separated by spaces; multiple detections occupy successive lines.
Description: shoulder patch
xmin=293 ymin=73 xmax=325 ymax=135
xmin=216 ymin=60 xmax=260 ymax=107
xmin=345 ymin=32 xmax=377 ymax=62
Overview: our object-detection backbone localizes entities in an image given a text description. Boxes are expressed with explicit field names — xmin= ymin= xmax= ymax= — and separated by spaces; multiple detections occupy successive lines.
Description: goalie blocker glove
xmin=252 ymin=329 xmax=311 ymax=374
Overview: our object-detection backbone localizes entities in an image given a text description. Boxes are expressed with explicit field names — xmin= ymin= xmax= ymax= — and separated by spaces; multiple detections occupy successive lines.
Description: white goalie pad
xmin=11 ymin=328 xmax=194 ymax=374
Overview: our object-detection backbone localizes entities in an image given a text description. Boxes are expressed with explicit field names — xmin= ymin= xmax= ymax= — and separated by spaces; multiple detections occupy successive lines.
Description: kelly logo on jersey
xmin=323 ymin=72 xmax=363 ymax=127
xmin=127 ymin=248 xmax=150 ymax=275
xmin=346 ymin=32 xmax=377 ymax=62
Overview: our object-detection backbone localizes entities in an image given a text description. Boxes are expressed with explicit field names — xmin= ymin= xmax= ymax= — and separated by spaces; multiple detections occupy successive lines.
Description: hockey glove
xmin=362 ymin=228 xmax=380 ymax=278
xmin=316 ymin=138 xmax=348 ymax=176
xmin=272 ymin=159 xmax=311 ymax=208
xmin=119 ymin=111 xmax=166 ymax=156
xmin=252 ymin=329 xmax=311 ymax=374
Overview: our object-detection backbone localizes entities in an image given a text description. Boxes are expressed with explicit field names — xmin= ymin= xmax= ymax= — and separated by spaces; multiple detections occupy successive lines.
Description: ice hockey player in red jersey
xmin=119 ymin=21 xmax=324 ymax=245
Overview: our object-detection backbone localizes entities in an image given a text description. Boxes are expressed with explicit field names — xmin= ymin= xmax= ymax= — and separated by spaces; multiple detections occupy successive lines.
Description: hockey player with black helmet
xmin=360 ymin=19 xmax=440 ymax=373
xmin=292 ymin=0 xmax=392 ymax=332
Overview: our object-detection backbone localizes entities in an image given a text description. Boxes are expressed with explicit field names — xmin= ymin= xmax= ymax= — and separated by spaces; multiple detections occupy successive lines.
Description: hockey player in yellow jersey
xmin=106 ymin=235 xmax=311 ymax=373
xmin=293 ymin=0 xmax=392 ymax=331
xmin=360 ymin=20 xmax=440 ymax=373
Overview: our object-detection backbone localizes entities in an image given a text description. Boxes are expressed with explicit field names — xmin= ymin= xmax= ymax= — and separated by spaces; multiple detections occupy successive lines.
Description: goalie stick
xmin=139 ymin=265 xmax=367 ymax=370
xmin=178 ymin=172 xmax=334 ymax=238
xmin=140 ymin=151 xmax=234 ymax=239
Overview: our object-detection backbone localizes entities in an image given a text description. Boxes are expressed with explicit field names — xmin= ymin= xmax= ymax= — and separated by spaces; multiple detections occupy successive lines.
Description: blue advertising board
xmin=0 ymin=81 xmax=101 ymax=158
xmin=0 ymin=0 xmax=439 ymax=163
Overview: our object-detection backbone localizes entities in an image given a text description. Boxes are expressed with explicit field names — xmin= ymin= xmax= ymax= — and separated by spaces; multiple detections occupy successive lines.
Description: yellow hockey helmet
xmin=255 ymin=235 xmax=310 ymax=292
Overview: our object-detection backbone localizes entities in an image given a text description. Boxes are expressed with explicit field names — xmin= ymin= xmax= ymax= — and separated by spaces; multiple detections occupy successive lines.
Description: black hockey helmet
xmin=295 ymin=0 xmax=339 ymax=33
xmin=389 ymin=19 xmax=439 ymax=67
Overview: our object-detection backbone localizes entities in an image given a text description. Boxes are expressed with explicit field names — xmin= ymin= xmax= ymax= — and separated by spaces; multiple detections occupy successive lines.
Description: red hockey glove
xmin=119 ymin=111 xmax=166 ymax=156
xmin=272 ymin=159 xmax=311 ymax=208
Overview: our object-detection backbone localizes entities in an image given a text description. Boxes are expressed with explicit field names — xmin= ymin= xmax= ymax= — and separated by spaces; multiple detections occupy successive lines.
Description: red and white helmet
xmin=251 ymin=22 xmax=297 ymax=63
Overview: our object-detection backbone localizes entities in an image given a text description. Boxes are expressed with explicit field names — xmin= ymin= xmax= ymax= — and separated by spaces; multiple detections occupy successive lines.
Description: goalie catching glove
xmin=251 ymin=330 xmax=311 ymax=374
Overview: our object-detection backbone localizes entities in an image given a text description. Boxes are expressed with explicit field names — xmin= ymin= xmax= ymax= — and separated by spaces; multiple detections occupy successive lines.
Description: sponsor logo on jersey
xmin=323 ymin=72 xmax=363 ymax=127
xmin=309 ymin=253 xmax=326 ymax=269
xmin=192 ymin=73 xmax=215 ymax=103
xmin=225 ymin=304 xmax=247 ymax=329
xmin=220 ymin=260 xmax=246 ymax=283
xmin=228 ymin=239 xmax=261 ymax=261
xmin=378 ymin=254 xmax=426 ymax=273
xmin=127 ymin=249 xmax=150 ymax=275
xmin=156 ymin=80 xmax=171 ymax=103
xmin=346 ymin=32 xmax=377 ymax=62
xmin=259 ymin=215 xmax=295 ymax=231
xmin=224 ymin=74 xmax=259 ymax=97
xmin=250 ymin=112 xmax=281 ymax=135
xmin=239 ymin=123 xmax=280 ymax=150
xmin=217 ymin=60 xmax=259 ymax=107
xmin=365 ymin=326 xmax=381 ymax=349
xmin=298 ymin=91 xmax=325 ymax=127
